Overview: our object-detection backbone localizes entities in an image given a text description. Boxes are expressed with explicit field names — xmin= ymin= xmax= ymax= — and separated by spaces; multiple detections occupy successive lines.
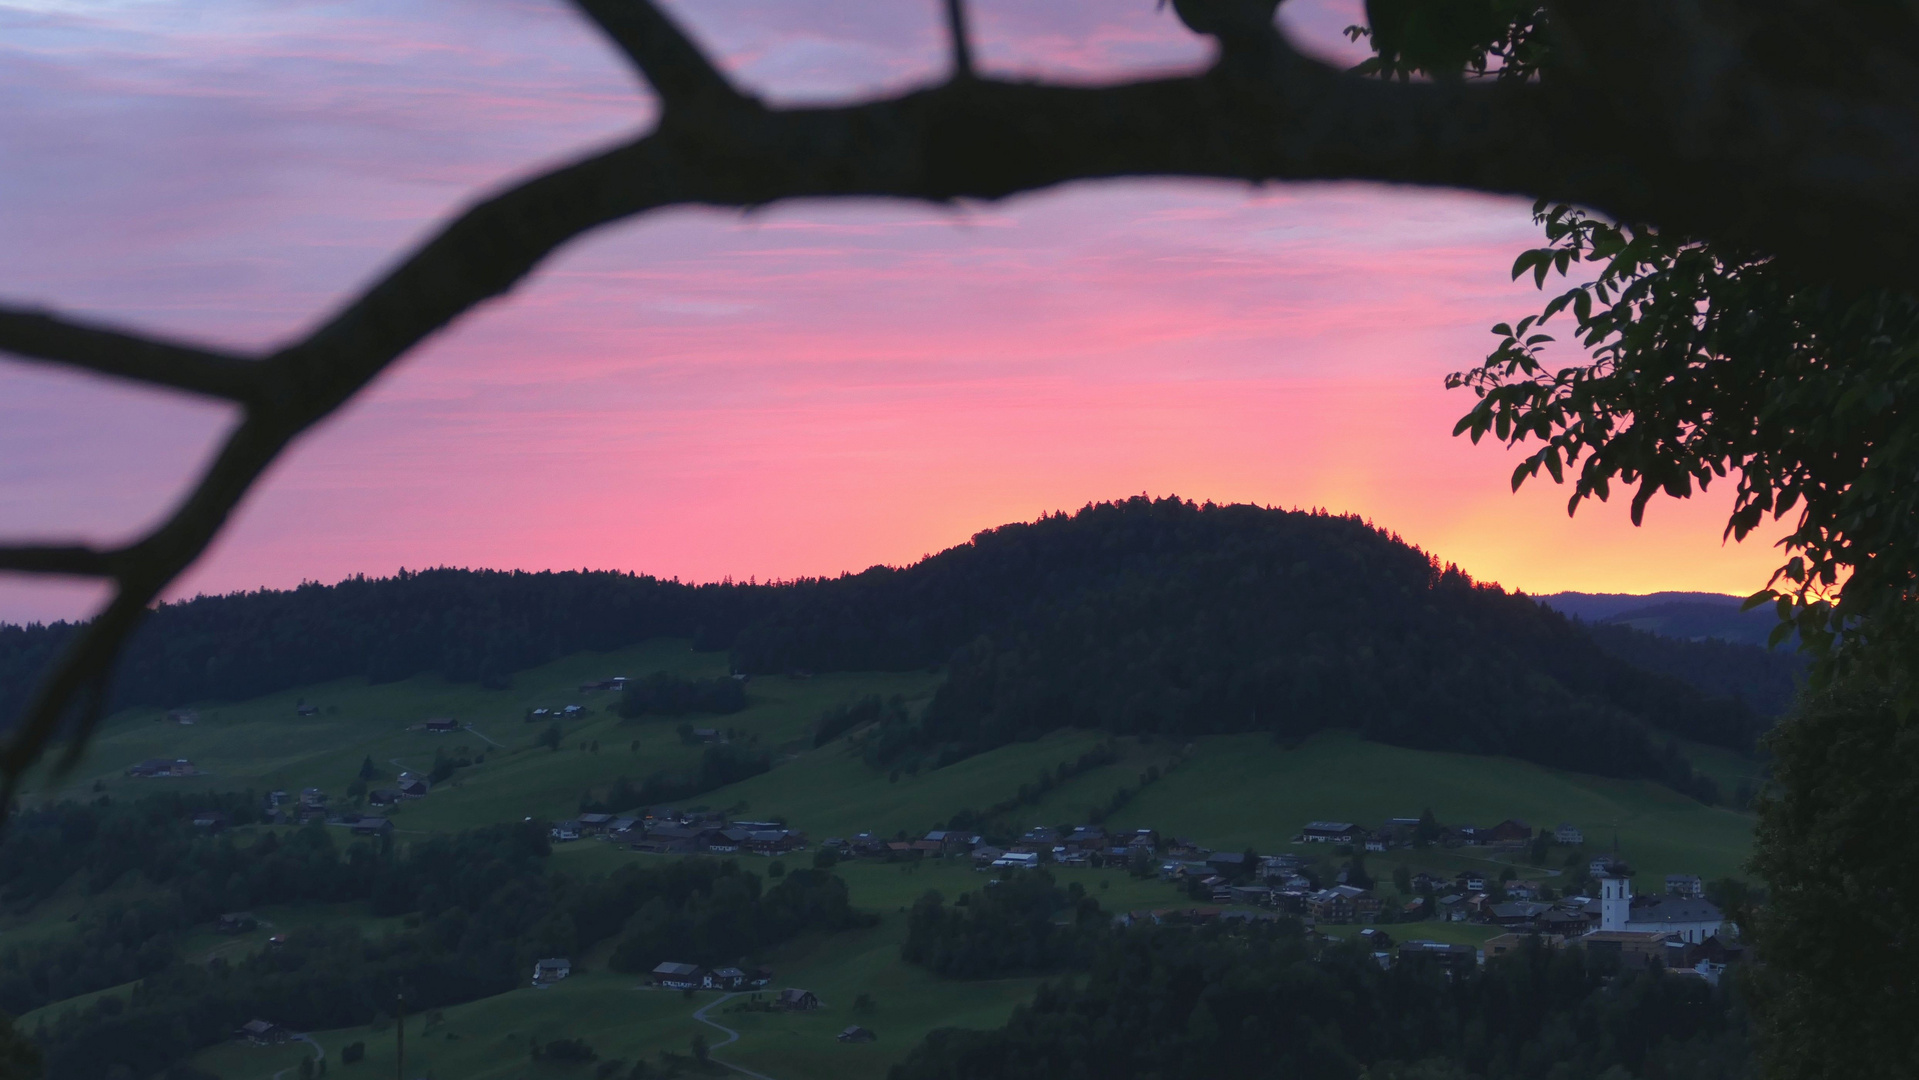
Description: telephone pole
xmin=395 ymin=988 xmax=405 ymax=1080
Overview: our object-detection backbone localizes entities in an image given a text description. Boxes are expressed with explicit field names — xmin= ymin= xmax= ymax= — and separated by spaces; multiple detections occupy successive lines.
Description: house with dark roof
xmin=533 ymin=958 xmax=572 ymax=985
xmin=777 ymin=988 xmax=820 ymax=1011
xmin=238 ymin=1019 xmax=290 ymax=1045
xmin=1300 ymin=821 xmax=1358 ymax=844
xmin=652 ymin=962 xmax=704 ymax=989
xmin=1622 ymin=894 xmax=1726 ymax=943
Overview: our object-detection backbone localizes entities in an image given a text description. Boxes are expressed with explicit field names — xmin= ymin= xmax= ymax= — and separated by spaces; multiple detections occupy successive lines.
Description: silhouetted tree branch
xmin=1 ymin=0 xmax=1915 ymax=804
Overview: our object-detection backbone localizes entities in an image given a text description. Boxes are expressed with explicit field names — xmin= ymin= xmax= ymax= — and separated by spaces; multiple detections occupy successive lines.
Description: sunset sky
xmin=0 ymin=0 xmax=1787 ymax=625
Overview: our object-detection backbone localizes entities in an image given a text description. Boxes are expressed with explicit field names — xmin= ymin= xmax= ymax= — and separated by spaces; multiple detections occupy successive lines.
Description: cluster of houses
xmin=547 ymin=809 xmax=808 ymax=856
xmin=645 ymin=962 xmax=782 ymax=993
xmin=1297 ymin=816 xmax=1577 ymax=852
xmin=256 ymin=787 xmax=398 ymax=836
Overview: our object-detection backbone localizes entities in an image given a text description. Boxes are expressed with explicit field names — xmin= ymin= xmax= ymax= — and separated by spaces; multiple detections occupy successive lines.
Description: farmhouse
xmin=127 ymin=758 xmax=197 ymax=778
xmin=1554 ymin=823 xmax=1584 ymax=844
xmin=838 ymin=1026 xmax=877 ymax=1043
xmin=1484 ymin=932 xmax=1566 ymax=958
xmin=777 ymin=988 xmax=820 ymax=1011
xmin=706 ymin=967 xmax=747 ymax=990
xmin=1666 ymin=874 xmax=1705 ymax=899
xmin=351 ymin=816 xmax=392 ymax=837
xmin=1307 ymin=885 xmax=1379 ymax=924
xmin=532 ymin=958 xmax=572 ymax=985
xmin=992 ymin=852 xmax=1040 ymax=869
xmin=422 ymin=718 xmax=461 ymax=733
xmin=1480 ymin=819 xmax=1533 ymax=846
xmin=653 ymin=962 xmax=704 ymax=989
xmin=396 ymin=774 xmax=430 ymax=798
xmin=1300 ymin=821 xmax=1358 ymax=844
xmin=238 ymin=1020 xmax=290 ymax=1045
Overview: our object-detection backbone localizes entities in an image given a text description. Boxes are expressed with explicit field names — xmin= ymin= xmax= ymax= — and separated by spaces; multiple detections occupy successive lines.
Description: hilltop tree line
xmin=0 ymin=501 xmax=1794 ymax=799
xmin=891 ymin=922 xmax=1751 ymax=1080
xmin=1 ymin=794 xmax=868 ymax=1080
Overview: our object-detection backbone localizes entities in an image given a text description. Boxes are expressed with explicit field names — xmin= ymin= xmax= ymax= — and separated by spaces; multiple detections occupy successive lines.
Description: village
xmin=527 ymin=806 xmax=1743 ymax=986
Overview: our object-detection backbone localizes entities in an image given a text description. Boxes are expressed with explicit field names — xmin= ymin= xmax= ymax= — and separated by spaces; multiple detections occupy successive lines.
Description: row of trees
xmin=0 ymin=503 xmax=1787 ymax=802
xmin=900 ymin=870 xmax=1105 ymax=979
xmin=617 ymin=672 xmax=747 ymax=718
xmin=893 ymin=922 xmax=1751 ymax=1080
xmin=578 ymin=743 xmax=773 ymax=815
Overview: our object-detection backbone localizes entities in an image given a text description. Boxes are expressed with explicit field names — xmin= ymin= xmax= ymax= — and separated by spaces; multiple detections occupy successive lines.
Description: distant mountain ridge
xmin=1541 ymin=591 xmax=1780 ymax=646
xmin=0 ymin=499 xmax=1783 ymax=803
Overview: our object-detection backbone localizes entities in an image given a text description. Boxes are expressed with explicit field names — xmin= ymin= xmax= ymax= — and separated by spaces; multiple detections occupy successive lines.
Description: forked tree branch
xmin=2 ymin=0 xmax=1916 ymax=808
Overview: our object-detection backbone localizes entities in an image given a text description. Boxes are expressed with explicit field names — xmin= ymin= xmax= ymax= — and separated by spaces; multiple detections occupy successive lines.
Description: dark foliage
xmin=1580 ymin=622 xmax=1802 ymax=723
xmin=901 ymin=870 xmax=1104 ymax=978
xmin=939 ymin=744 xmax=1126 ymax=840
xmin=813 ymin=695 xmax=906 ymax=748
xmin=8 ymin=795 xmax=863 ymax=1080
xmin=607 ymin=865 xmax=874 ymax=973
xmin=741 ymin=500 xmax=1756 ymax=797
xmin=617 ymin=673 xmax=746 ymax=719
xmin=1747 ymin=681 xmax=1919 ymax=1078
xmin=581 ymin=744 xmax=772 ymax=815
xmin=889 ymin=924 xmax=1751 ymax=1080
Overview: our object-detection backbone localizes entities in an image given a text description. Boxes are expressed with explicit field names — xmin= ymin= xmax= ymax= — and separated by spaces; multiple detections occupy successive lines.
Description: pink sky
xmin=0 ymin=0 xmax=1787 ymax=624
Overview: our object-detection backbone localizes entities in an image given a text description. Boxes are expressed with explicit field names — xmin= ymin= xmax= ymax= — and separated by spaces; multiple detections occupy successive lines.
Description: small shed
xmin=777 ymin=988 xmax=820 ymax=1011
xmin=838 ymin=1026 xmax=877 ymax=1043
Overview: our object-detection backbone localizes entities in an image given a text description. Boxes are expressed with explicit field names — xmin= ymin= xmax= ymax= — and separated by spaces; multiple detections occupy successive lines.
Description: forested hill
xmin=0 ymin=498 xmax=1773 ymax=801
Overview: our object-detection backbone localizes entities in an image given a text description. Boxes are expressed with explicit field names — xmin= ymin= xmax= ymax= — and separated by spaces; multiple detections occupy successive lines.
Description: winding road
xmin=691 ymin=993 xmax=783 ymax=1080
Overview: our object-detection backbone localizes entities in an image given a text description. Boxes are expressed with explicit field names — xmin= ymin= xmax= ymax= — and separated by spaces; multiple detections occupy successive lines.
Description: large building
xmin=1597 ymin=868 xmax=1724 ymax=944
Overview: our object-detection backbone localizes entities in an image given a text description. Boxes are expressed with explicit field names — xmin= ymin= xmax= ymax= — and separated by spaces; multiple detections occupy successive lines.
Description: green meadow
xmin=8 ymin=637 xmax=1760 ymax=1080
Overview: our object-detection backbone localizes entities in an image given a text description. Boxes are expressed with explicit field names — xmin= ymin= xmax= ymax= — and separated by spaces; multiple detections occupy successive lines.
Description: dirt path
xmin=268 ymin=1034 xmax=323 ymax=1080
xmin=463 ymin=723 xmax=504 ymax=748
xmin=691 ymin=993 xmax=783 ymax=1080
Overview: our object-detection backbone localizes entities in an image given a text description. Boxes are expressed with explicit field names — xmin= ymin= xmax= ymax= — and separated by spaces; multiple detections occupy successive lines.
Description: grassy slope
xmin=1092 ymin=731 xmax=1754 ymax=882
xmin=24 ymin=639 xmax=940 ymax=830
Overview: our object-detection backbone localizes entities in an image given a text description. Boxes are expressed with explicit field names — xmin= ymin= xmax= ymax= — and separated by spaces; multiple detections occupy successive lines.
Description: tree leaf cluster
xmin=1451 ymin=203 xmax=1919 ymax=693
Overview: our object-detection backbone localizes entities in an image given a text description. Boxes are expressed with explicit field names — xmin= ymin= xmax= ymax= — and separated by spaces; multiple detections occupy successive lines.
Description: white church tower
xmin=1599 ymin=869 xmax=1632 ymax=931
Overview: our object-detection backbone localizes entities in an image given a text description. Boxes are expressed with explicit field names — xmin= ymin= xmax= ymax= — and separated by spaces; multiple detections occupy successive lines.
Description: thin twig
xmin=944 ymin=0 xmax=975 ymax=80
